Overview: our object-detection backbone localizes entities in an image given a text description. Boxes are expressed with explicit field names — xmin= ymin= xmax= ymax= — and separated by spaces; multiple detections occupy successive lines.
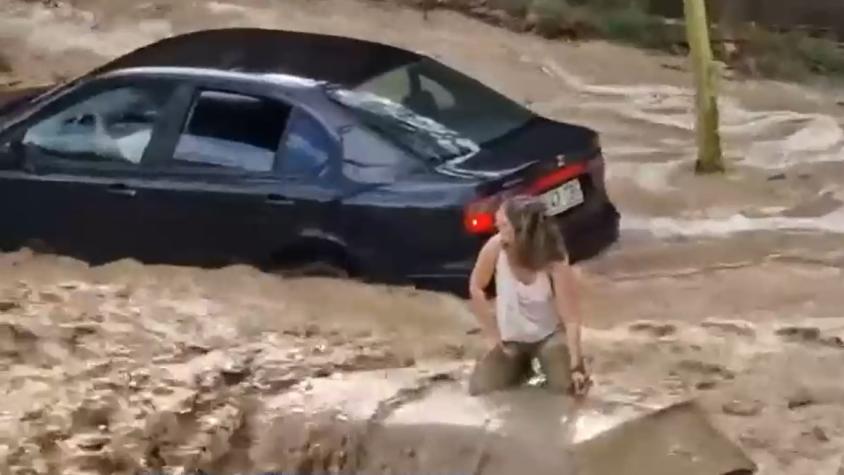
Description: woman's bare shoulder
xmin=484 ymin=233 xmax=503 ymax=252
xmin=476 ymin=233 xmax=503 ymax=262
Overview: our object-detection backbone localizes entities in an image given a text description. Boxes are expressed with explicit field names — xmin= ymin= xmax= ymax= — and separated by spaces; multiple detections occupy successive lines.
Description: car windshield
xmin=326 ymin=58 xmax=534 ymax=162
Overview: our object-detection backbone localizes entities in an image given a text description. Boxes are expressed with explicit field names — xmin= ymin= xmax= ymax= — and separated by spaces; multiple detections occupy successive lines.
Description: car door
xmin=0 ymin=77 xmax=186 ymax=263
xmin=129 ymin=86 xmax=343 ymax=269
xmin=272 ymin=105 xmax=345 ymax=248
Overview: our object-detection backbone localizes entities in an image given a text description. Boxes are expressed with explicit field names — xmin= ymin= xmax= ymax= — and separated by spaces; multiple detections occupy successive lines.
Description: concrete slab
xmin=573 ymin=400 xmax=757 ymax=475
xmin=249 ymin=367 xmax=756 ymax=475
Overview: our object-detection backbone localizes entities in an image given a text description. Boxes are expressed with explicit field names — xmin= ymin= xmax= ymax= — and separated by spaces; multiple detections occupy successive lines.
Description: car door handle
xmin=106 ymin=183 xmax=137 ymax=197
xmin=265 ymin=194 xmax=294 ymax=206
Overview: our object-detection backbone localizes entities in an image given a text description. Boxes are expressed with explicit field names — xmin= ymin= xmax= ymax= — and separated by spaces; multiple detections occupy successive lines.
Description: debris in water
xmin=821 ymin=335 xmax=844 ymax=348
xmin=699 ymin=319 xmax=756 ymax=338
xmin=314 ymin=368 xmax=332 ymax=378
xmin=628 ymin=321 xmax=677 ymax=338
xmin=810 ymin=426 xmax=829 ymax=442
xmin=787 ymin=388 xmax=816 ymax=410
xmin=428 ymin=372 xmax=455 ymax=382
xmin=676 ymin=360 xmax=735 ymax=380
xmin=776 ymin=325 xmax=821 ymax=343
xmin=722 ymin=399 xmax=763 ymax=417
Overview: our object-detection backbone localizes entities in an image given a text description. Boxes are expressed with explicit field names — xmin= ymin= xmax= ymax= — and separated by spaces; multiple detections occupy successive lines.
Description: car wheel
xmin=269 ymin=240 xmax=355 ymax=280
xmin=273 ymin=259 xmax=350 ymax=279
xmin=291 ymin=260 xmax=349 ymax=278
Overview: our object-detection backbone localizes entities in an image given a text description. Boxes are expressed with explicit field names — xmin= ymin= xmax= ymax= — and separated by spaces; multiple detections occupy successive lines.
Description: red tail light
xmin=464 ymin=211 xmax=495 ymax=235
xmin=463 ymin=195 xmax=499 ymax=235
xmin=463 ymin=159 xmax=590 ymax=235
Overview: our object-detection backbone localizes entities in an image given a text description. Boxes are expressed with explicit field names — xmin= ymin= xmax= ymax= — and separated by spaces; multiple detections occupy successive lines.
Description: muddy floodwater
xmin=1 ymin=0 xmax=844 ymax=474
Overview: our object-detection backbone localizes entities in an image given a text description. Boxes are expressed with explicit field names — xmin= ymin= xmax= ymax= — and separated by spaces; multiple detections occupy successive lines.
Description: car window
xmin=173 ymin=90 xmax=291 ymax=173
xmin=419 ymin=75 xmax=456 ymax=110
xmin=340 ymin=126 xmax=421 ymax=184
xmin=358 ymin=67 xmax=455 ymax=117
xmin=278 ymin=109 xmax=336 ymax=178
xmin=327 ymin=88 xmax=479 ymax=164
xmin=21 ymin=84 xmax=174 ymax=165
xmin=361 ymin=68 xmax=411 ymax=102
xmin=349 ymin=58 xmax=534 ymax=161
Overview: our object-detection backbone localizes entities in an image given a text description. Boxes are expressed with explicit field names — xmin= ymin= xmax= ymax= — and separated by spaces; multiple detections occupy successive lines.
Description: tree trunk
xmin=684 ymin=0 xmax=725 ymax=174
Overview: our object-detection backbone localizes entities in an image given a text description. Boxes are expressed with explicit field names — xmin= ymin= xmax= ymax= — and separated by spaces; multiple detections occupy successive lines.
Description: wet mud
xmin=0 ymin=251 xmax=841 ymax=474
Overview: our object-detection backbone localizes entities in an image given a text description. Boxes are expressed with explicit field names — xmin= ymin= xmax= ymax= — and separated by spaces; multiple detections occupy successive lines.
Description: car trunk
xmin=446 ymin=116 xmax=615 ymax=264
xmin=437 ymin=116 xmax=601 ymax=194
xmin=440 ymin=116 xmax=603 ymax=205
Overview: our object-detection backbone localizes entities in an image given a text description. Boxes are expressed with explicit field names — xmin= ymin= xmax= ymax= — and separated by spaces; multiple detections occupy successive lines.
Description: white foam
xmin=606 ymin=161 xmax=683 ymax=193
xmin=622 ymin=207 xmax=844 ymax=238
xmin=537 ymin=59 xmax=844 ymax=171
xmin=743 ymin=115 xmax=844 ymax=169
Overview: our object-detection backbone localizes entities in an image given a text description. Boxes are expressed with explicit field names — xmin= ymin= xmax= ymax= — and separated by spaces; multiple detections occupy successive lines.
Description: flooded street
xmin=1 ymin=0 xmax=843 ymax=474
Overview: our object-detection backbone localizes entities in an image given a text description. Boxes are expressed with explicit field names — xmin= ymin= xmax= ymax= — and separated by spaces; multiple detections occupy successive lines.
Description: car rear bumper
xmin=560 ymin=200 xmax=620 ymax=265
xmin=407 ymin=201 xmax=620 ymax=298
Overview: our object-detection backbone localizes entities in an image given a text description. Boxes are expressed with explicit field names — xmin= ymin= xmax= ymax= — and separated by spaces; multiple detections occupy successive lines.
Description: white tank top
xmin=495 ymin=251 xmax=561 ymax=343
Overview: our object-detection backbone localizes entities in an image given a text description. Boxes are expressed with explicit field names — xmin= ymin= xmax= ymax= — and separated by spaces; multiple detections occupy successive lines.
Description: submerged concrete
xmin=575 ymin=401 xmax=756 ymax=475
xmin=246 ymin=367 xmax=755 ymax=475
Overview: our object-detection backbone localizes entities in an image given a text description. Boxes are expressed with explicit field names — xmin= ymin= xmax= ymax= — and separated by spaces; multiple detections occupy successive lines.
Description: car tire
xmin=293 ymin=260 xmax=349 ymax=278
xmin=269 ymin=239 xmax=355 ymax=280
xmin=273 ymin=259 xmax=350 ymax=279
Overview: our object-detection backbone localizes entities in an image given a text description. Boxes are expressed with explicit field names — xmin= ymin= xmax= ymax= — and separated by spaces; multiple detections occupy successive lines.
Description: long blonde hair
xmin=502 ymin=195 xmax=568 ymax=272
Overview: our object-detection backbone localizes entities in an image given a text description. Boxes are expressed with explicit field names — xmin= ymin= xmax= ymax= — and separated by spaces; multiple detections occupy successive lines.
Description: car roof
xmin=101 ymin=66 xmax=325 ymax=90
xmin=87 ymin=28 xmax=422 ymax=87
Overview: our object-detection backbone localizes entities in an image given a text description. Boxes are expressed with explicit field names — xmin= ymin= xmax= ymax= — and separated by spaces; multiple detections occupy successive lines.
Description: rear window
xmin=326 ymin=58 xmax=533 ymax=163
xmin=327 ymin=87 xmax=480 ymax=163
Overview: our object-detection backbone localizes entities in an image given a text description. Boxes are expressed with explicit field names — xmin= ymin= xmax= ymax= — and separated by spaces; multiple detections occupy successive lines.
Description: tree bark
xmin=684 ymin=0 xmax=725 ymax=174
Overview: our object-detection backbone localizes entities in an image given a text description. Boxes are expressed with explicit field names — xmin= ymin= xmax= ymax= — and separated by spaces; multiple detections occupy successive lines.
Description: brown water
xmin=1 ymin=0 xmax=843 ymax=474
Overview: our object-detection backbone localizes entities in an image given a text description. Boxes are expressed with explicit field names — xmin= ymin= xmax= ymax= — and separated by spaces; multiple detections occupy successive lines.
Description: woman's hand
xmin=499 ymin=341 xmax=518 ymax=358
xmin=484 ymin=332 xmax=518 ymax=357
xmin=570 ymin=363 xmax=592 ymax=397
xmin=484 ymin=331 xmax=502 ymax=350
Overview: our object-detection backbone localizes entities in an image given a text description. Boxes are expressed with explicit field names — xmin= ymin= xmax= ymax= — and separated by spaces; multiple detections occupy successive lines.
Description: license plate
xmin=541 ymin=179 xmax=584 ymax=216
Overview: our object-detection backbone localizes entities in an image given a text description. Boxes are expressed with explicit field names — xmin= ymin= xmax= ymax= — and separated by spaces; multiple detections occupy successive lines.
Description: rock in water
xmin=810 ymin=426 xmax=829 ymax=443
xmin=787 ymin=387 xmax=815 ymax=410
xmin=722 ymin=399 xmax=763 ymax=417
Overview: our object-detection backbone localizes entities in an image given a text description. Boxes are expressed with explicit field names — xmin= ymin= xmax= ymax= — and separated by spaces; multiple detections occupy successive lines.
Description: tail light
xmin=463 ymin=146 xmax=599 ymax=235
xmin=463 ymin=194 xmax=499 ymax=235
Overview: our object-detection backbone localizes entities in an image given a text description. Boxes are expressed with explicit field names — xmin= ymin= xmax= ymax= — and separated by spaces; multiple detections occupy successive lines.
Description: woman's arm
xmin=550 ymin=260 xmax=584 ymax=369
xmin=468 ymin=234 xmax=502 ymax=347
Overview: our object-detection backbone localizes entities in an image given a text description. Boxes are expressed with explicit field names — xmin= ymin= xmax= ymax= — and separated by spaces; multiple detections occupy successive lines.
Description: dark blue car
xmin=0 ymin=28 xmax=619 ymax=297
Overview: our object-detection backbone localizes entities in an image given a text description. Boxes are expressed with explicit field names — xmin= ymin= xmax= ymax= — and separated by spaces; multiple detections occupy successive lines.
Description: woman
xmin=467 ymin=194 xmax=591 ymax=397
